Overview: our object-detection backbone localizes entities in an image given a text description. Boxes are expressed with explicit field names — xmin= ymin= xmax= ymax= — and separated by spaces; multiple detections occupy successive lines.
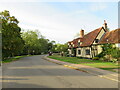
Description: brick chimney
xmin=80 ymin=29 xmax=84 ymax=38
xmin=103 ymin=20 xmax=107 ymax=31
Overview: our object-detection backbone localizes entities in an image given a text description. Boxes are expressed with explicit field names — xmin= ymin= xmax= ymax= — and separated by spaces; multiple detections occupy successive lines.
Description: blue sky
xmin=0 ymin=0 xmax=118 ymax=43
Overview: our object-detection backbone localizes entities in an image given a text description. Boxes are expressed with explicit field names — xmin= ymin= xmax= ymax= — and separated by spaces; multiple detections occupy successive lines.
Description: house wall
xmin=93 ymin=28 xmax=105 ymax=44
xmin=115 ymin=43 xmax=120 ymax=48
xmin=76 ymin=29 xmax=106 ymax=58
xmin=92 ymin=28 xmax=106 ymax=56
xmin=76 ymin=47 xmax=92 ymax=58
xmin=97 ymin=45 xmax=103 ymax=54
xmin=68 ymin=49 xmax=72 ymax=55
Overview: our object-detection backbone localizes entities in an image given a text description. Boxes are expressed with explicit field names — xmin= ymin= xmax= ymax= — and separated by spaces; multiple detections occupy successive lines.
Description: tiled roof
xmin=68 ymin=27 xmax=105 ymax=48
xmin=73 ymin=38 xmax=83 ymax=48
xmin=99 ymin=28 xmax=120 ymax=44
xmin=80 ymin=27 xmax=103 ymax=47
xmin=68 ymin=38 xmax=83 ymax=48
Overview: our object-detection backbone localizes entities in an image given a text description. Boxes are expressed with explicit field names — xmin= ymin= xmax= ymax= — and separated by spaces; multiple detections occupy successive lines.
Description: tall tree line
xmin=0 ymin=10 xmax=56 ymax=60
xmin=21 ymin=30 xmax=55 ymax=55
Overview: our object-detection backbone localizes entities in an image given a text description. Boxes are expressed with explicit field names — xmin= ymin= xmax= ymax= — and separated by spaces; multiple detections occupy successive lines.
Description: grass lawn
xmin=48 ymin=55 xmax=119 ymax=72
xmin=2 ymin=55 xmax=31 ymax=63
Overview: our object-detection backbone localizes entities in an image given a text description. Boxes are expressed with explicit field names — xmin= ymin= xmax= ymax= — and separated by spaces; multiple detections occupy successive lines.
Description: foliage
xmin=99 ymin=57 xmax=107 ymax=61
xmin=110 ymin=59 xmax=118 ymax=63
xmin=52 ymin=43 xmax=68 ymax=53
xmin=95 ymin=52 xmax=105 ymax=58
xmin=1 ymin=10 xmax=24 ymax=59
xmin=110 ymin=48 xmax=120 ymax=60
xmin=96 ymin=44 xmax=120 ymax=62
xmin=21 ymin=30 xmax=55 ymax=55
xmin=101 ymin=43 xmax=113 ymax=55
xmin=92 ymin=57 xmax=99 ymax=60
xmin=2 ymin=55 xmax=31 ymax=63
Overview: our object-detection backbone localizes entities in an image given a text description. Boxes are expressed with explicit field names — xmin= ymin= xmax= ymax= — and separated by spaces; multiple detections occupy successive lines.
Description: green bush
xmin=92 ymin=57 xmax=99 ymax=60
xmin=110 ymin=59 xmax=118 ymax=63
xmin=100 ymin=57 xmax=110 ymax=62
xmin=77 ymin=57 xmax=83 ymax=59
xmin=95 ymin=52 xmax=105 ymax=58
xmin=111 ymin=48 xmax=120 ymax=60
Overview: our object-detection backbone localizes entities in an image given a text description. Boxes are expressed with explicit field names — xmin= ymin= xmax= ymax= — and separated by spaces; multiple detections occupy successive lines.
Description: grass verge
xmin=48 ymin=55 xmax=119 ymax=72
xmin=2 ymin=55 xmax=32 ymax=63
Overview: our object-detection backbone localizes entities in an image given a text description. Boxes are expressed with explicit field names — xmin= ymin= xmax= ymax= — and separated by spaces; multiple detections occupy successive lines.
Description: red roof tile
xmin=68 ymin=27 xmax=105 ymax=48
xmin=99 ymin=28 xmax=120 ymax=44
xmin=80 ymin=27 xmax=104 ymax=47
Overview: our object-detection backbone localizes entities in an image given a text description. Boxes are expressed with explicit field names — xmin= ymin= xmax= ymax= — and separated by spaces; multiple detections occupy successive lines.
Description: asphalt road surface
xmin=2 ymin=55 xmax=118 ymax=88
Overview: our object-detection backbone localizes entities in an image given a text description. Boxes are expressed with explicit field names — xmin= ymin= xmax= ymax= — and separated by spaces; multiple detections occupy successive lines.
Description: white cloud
xmin=90 ymin=3 xmax=107 ymax=11
xmin=0 ymin=2 xmax=117 ymax=44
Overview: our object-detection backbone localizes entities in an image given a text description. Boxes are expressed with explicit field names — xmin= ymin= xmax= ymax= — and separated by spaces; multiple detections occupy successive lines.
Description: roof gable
xmin=80 ymin=27 xmax=104 ymax=47
xmin=99 ymin=28 xmax=120 ymax=44
xmin=68 ymin=27 xmax=106 ymax=48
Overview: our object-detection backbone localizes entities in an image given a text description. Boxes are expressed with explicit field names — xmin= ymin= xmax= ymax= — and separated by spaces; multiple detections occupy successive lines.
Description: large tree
xmin=1 ymin=10 xmax=24 ymax=59
xmin=21 ymin=30 xmax=54 ymax=55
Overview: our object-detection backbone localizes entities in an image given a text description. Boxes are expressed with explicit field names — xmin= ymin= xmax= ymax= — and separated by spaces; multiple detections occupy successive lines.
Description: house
xmin=68 ymin=20 xmax=120 ymax=58
xmin=98 ymin=28 xmax=120 ymax=48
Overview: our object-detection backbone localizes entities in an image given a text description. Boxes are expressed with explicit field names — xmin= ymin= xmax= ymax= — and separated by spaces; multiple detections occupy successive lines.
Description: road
xmin=2 ymin=55 xmax=118 ymax=88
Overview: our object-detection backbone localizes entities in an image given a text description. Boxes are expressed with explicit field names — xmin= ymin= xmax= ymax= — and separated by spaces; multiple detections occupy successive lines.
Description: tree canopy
xmin=21 ymin=30 xmax=56 ymax=55
xmin=1 ymin=10 xmax=24 ymax=59
xmin=1 ymin=10 xmax=68 ymax=60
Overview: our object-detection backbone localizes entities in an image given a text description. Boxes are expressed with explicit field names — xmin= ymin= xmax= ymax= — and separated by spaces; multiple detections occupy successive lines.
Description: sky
xmin=0 ymin=0 xmax=118 ymax=44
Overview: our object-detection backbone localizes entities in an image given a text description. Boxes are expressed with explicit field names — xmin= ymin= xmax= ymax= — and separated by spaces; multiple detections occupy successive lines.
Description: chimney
xmin=103 ymin=20 xmax=107 ymax=31
xmin=80 ymin=29 xmax=84 ymax=38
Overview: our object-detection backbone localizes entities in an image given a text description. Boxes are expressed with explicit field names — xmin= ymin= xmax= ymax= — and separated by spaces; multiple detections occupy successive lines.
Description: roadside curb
xmin=43 ymin=55 xmax=119 ymax=82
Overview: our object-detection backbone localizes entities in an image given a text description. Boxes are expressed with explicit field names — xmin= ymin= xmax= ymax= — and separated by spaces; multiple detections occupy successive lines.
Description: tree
xmin=1 ymin=10 xmax=24 ymax=59
xmin=22 ymin=30 xmax=40 ymax=55
xmin=53 ymin=43 xmax=68 ymax=53
xmin=111 ymin=48 xmax=120 ymax=60
xmin=21 ymin=30 xmax=54 ymax=55
xmin=96 ymin=44 xmax=120 ymax=62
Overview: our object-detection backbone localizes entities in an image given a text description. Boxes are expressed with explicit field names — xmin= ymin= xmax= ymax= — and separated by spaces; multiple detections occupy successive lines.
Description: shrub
xmin=92 ymin=57 xmax=99 ymax=60
xmin=111 ymin=48 xmax=120 ymax=60
xmin=99 ymin=57 xmax=110 ymax=62
xmin=99 ymin=57 xmax=105 ymax=61
xmin=77 ymin=57 xmax=83 ymax=59
xmin=95 ymin=52 xmax=105 ymax=58
xmin=110 ymin=59 xmax=118 ymax=63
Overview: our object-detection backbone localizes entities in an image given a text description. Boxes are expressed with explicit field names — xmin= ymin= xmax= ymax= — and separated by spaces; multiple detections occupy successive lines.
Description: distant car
xmin=49 ymin=52 xmax=52 ymax=56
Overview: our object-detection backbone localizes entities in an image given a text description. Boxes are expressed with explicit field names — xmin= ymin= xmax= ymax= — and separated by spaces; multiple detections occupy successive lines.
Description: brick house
xmin=68 ymin=21 xmax=120 ymax=58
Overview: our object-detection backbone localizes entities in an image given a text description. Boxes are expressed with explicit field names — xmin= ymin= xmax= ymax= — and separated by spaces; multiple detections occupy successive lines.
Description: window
xmin=95 ymin=39 xmax=99 ymax=43
xmin=86 ymin=49 xmax=90 ymax=55
xmin=78 ymin=50 xmax=81 ymax=55
xmin=78 ymin=42 xmax=80 ymax=47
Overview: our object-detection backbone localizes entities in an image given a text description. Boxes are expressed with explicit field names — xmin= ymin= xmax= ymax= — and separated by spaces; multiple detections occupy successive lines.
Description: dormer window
xmin=78 ymin=40 xmax=82 ymax=47
xmin=95 ymin=39 xmax=99 ymax=43
xmin=78 ymin=42 xmax=80 ymax=47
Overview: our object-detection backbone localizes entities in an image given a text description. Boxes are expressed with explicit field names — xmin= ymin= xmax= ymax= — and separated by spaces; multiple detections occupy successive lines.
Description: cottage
xmin=68 ymin=21 xmax=120 ymax=58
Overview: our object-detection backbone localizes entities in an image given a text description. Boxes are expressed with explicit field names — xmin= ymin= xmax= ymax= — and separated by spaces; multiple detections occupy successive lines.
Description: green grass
xmin=2 ymin=55 xmax=31 ymax=63
xmin=48 ymin=55 xmax=119 ymax=72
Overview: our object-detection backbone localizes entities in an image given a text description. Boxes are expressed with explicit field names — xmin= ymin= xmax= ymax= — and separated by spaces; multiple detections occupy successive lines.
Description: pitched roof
xmin=73 ymin=38 xmax=83 ymax=48
xmin=99 ymin=28 xmax=120 ymax=44
xmin=80 ymin=27 xmax=104 ymax=47
xmin=68 ymin=37 xmax=83 ymax=48
xmin=68 ymin=27 xmax=105 ymax=48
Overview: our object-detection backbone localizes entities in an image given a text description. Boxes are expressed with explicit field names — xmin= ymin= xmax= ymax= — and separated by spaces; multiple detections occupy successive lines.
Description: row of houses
xmin=68 ymin=20 xmax=120 ymax=58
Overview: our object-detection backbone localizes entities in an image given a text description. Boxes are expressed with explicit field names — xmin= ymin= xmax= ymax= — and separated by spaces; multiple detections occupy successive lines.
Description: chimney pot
xmin=103 ymin=20 xmax=107 ymax=31
xmin=80 ymin=29 xmax=84 ymax=38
